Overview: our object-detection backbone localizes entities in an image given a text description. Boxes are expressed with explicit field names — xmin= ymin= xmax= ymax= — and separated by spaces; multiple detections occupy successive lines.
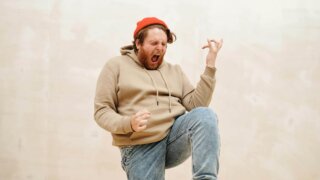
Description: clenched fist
xmin=130 ymin=109 xmax=151 ymax=132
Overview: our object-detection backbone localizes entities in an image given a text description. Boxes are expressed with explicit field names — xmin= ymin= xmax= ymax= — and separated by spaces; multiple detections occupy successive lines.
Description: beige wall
xmin=1 ymin=0 xmax=320 ymax=179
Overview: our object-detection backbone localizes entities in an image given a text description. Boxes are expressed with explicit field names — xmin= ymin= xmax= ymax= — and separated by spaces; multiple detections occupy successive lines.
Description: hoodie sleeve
xmin=94 ymin=61 xmax=133 ymax=134
xmin=181 ymin=66 xmax=216 ymax=111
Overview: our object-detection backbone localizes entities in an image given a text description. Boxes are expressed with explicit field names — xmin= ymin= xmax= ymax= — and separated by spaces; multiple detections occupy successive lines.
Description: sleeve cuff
xmin=204 ymin=66 xmax=217 ymax=77
xmin=123 ymin=116 xmax=134 ymax=133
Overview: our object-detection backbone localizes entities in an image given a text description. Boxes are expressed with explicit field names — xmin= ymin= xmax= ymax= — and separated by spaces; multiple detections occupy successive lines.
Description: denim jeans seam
xmin=121 ymin=146 xmax=135 ymax=172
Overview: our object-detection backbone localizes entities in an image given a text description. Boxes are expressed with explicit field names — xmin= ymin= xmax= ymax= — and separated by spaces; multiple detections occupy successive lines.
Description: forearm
xmin=94 ymin=104 xmax=133 ymax=134
xmin=182 ymin=67 xmax=216 ymax=110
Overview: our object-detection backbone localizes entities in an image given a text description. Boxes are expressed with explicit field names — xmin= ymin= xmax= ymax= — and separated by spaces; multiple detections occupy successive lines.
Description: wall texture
xmin=1 ymin=0 xmax=319 ymax=179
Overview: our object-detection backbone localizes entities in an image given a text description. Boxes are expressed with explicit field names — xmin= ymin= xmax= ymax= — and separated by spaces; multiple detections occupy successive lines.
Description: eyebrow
xmin=147 ymin=39 xmax=168 ymax=43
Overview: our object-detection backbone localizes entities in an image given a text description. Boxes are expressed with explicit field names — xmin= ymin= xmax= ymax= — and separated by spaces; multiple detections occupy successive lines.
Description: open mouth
xmin=151 ymin=55 xmax=160 ymax=62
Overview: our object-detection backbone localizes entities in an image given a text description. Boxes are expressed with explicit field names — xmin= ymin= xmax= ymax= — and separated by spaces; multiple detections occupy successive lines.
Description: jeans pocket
xmin=120 ymin=146 xmax=134 ymax=172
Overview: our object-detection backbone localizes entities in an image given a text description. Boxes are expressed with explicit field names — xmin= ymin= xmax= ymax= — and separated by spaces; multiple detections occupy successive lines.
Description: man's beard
xmin=138 ymin=49 xmax=163 ymax=70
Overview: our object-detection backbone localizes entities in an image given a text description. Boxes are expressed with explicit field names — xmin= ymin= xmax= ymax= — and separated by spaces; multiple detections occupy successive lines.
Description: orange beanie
xmin=133 ymin=17 xmax=168 ymax=39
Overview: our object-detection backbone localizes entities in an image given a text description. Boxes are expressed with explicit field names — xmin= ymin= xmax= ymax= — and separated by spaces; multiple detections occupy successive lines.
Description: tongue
xmin=151 ymin=56 xmax=158 ymax=62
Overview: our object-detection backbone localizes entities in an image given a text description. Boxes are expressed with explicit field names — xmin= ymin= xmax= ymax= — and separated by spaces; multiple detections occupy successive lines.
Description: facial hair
xmin=137 ymin=48 xmax=164 ymax=70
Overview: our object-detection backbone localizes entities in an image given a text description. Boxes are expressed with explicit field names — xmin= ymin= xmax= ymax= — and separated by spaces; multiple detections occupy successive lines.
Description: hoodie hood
xmin=120 ymin=45 xmax=143 ymax=67
xmin=120 ymin=45 xmax=134 ymax=55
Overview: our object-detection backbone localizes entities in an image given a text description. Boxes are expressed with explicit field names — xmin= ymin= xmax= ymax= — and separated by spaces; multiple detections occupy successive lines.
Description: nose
xmin=156 ymin=44 xmax=166 ymax=51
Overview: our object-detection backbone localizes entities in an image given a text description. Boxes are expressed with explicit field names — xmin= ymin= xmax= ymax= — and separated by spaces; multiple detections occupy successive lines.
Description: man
xmin=94 ymin=17 xmax=223 ymax=180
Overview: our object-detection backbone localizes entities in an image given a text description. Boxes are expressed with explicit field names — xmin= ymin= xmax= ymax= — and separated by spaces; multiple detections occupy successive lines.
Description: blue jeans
xmin=120 ymin=107 xmax=220 ymax=180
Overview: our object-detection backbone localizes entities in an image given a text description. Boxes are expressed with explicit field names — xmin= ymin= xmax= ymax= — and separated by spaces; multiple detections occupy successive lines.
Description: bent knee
xmin=190 ymin=107 xmax=219 ymax=126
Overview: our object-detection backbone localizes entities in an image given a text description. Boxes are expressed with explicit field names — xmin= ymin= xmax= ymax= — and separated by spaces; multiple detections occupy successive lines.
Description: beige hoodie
xmin=94 ymin=45 xmax=216 ymax=146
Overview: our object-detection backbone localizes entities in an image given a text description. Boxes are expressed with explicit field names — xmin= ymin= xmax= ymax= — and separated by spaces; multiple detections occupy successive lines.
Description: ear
xmin=135 ymin=39 xmax=141 ymax=50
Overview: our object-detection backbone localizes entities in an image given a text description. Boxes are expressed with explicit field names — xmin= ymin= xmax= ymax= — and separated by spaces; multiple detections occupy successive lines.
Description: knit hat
xmin=133 ymin=17 xmax=168 ymax=39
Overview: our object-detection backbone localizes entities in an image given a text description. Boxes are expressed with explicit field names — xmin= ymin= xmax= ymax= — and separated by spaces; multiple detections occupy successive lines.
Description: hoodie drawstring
xmin=144 ymin=69 xmax=160 ymax=106
xmin=158 ymin=70 xmax=172 ymax=113
xmin=144 ymin=69 xmax=172 ymax=113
